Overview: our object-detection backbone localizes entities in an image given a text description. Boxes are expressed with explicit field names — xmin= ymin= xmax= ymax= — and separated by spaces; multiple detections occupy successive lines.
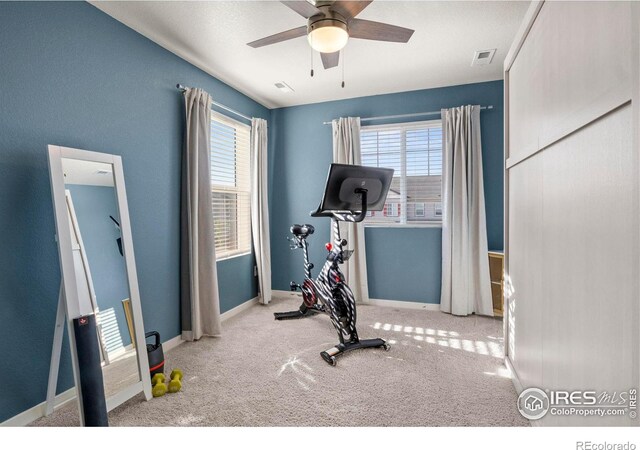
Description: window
xmin=360 ymin=120 xmax=442 ymax=225
xmin=210 ymin=111 xmax=251 ymax=259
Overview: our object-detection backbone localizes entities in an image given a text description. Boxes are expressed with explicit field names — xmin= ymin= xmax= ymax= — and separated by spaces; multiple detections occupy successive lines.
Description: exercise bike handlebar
xmin=310 ymin=189 xmax=368 ymax=223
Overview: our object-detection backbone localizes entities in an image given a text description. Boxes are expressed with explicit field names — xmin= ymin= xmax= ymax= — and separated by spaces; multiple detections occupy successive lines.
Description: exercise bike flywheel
xmin=301 ymin=279 xmax=317 ymax=308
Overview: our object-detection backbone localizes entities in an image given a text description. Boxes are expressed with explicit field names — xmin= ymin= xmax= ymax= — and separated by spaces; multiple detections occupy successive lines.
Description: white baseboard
xmin=220 ymin=296 xmax=259 ymax=322
xmin=367 ymin=298 xmax=440 ymax=311
xmin=170 ymin=296 xmax=260 ymax=347
xmin=273 ymin=290 xmax=440 ymax=311
xmin=162 ymin=334 xmax=185 ymax=353
xmin=1 ymin=387 xmax=76 ymax=427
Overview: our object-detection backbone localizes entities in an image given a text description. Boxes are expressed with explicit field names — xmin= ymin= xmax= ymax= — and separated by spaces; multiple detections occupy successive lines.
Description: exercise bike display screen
xmin=317 ymin=163 xmax=394 ymax=212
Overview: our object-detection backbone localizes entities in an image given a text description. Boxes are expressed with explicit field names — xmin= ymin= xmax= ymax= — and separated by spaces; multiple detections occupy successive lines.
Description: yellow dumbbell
xmin=151 ymin=373 xmax=167 ymax=397
xmin=168 ymin=369 xmax=183 ymax=393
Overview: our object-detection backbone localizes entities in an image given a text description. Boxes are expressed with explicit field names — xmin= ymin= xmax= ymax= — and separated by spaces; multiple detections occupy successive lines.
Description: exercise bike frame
xmin=274 ymin=189 xmax=389 ymax=365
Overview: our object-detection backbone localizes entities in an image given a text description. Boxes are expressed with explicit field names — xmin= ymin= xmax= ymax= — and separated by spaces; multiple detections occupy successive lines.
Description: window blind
xmin=210 ymin=111 xmax=251 ymax=259
xmin=360 ymin=120 xmax=443 ymax=224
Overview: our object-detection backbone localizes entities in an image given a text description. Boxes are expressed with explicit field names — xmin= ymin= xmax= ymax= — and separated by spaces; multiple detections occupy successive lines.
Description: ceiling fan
xmin=247 ymin=1 xmax=415 ymax=70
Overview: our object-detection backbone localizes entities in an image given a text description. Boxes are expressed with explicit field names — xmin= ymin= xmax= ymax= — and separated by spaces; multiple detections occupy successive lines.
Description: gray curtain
xmin=250 ymin=118 xmax=272 ymax=305
xmin=440 ymin=105 xmax=493 ymax=316
xmin=180 ymin=88 xmax=222 ymax=340
xmin=332 ymin=117 xmax=370 ymax=304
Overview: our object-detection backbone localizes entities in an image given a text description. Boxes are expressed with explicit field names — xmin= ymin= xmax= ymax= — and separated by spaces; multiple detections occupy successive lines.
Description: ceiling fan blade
xmin=321 ymin=51 xmax=340 ymax=69
xmin=331 ymin=1 xmax=373 ymax=20
xmin=247 ymin=26 xmax=308 ymax=48
xmin=281 ymin=1 xmax=321 ymax=18
xmin=348 ymin=18 xmax=414 ymax=43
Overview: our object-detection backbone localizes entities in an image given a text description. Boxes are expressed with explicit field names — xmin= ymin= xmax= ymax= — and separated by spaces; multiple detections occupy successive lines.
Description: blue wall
xmin=0 ymin=1 xmax=266 ymax=422
xmin=269 ymin=81 xmax=504 ymax=302
xmin=67 ymin=185 xmax=131 ymax=348
xmin=0 ymin=1 xmax=505 ymax=423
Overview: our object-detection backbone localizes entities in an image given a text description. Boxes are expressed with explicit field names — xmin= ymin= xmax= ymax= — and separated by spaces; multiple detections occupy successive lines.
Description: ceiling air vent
xmin=274 ymin=81 xmax=294 ymax=93
xmin=471 ymin=49 xmax=496 ymax=66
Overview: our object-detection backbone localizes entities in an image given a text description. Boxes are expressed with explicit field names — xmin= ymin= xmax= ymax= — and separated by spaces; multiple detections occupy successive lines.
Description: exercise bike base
xmin=320 ymin=338 xmax=389 ymax=365
xmin=274 ymin=309 xmax=319 ymax=320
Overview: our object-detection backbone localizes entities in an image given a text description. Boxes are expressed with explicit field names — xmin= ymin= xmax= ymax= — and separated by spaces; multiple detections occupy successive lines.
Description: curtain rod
xmin=321 ymin=105 xmax=494 ymax=125
xmin=176 ymin=84 xmax=252 ymax=122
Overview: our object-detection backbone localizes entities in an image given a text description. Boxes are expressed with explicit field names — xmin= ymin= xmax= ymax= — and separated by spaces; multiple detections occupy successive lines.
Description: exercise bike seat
xmin=291 ymin=224 xmax=315 ymax=238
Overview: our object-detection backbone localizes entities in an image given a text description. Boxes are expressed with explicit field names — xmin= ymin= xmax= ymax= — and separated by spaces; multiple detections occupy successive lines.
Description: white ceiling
xmin=63 ymin=159 xmax=115 ymax=187
xmin=91 ymin=1 xmax=530 ymax=108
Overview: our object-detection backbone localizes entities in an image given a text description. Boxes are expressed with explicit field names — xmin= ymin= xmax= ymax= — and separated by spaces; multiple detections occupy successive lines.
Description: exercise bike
xmin=274 ymin=163 xmax=394 ymax=365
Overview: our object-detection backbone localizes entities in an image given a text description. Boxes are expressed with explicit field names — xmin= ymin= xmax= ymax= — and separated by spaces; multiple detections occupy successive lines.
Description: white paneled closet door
xmin=504 ymin=1 xmax=639 ymax=426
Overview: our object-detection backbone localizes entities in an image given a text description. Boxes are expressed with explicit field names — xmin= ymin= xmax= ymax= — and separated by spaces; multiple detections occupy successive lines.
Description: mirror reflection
xmin=62 ymin=158 xmax=140 ymax=398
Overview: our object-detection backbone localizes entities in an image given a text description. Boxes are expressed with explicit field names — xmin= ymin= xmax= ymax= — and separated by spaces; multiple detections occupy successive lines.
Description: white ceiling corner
xmin=90 ymin=1 xmax=530 ymax=109
xmin=62 ymin=159 xmax=115 ymax=187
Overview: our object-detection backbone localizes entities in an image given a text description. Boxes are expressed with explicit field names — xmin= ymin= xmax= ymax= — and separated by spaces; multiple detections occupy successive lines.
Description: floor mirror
xmin=46 ymin=145 xmax=152 ymax=425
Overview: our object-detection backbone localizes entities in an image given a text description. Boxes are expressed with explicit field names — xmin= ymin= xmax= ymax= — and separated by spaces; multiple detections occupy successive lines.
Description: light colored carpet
xmin=32 ymin=297 xmax=529 ymax=427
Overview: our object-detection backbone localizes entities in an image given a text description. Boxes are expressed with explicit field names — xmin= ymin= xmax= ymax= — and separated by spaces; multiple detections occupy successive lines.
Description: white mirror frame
xmin=47 ymin=145 xmax=152 ymax=423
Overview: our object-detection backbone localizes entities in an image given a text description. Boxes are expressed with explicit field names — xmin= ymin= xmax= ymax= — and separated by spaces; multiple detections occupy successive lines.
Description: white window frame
xmin=210 ymin=111 xmax=252 ymax=261
xmin=361 ymin=119 xmax=443 ymax=228
xmin=414 ymin=202 xmax=425 ymax=217
xmin=387 ymin=202 xmax=399 ymax=217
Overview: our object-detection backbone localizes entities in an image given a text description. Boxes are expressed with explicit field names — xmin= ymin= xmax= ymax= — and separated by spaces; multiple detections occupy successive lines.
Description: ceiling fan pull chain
xmin=310 ymin=45 xmax=314 ymax=77
xmin=341 ymin=49 xmax=345 ymax=88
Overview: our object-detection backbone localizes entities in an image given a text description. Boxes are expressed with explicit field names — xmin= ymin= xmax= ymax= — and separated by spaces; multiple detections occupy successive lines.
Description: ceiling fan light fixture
xmin=307 ymin=19 xmax=348 ymax=53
